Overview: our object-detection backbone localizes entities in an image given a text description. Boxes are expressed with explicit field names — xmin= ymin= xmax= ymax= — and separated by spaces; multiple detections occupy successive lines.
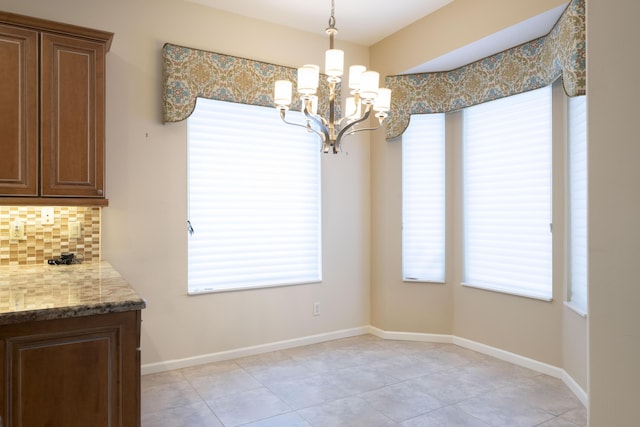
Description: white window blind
xmin=462 ymin=86 xmax=553 ymax=300
xmin=568 ymin=95 xmax=588 ymax=313
xmin=187 ymin=98 xmax=322 ymax=294
xmin=402 ymin=113 xmax=446 ymax=282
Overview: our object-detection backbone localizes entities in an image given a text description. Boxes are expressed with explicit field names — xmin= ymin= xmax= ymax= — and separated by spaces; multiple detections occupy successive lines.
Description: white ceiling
xmin=408 ymin=3 xmax=568 ymax=74
xmin=186 ymin=0 xmax=455 ymax=46
xmin=185 ymin=0 xmax=568 ymax=73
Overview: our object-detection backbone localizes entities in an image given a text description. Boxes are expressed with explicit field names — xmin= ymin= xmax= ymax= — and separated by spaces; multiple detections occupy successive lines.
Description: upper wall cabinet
xmin=0 ymin=12 xmax=112 ymax=206
xmin=0 ymin=23 xmax=37 ymax=197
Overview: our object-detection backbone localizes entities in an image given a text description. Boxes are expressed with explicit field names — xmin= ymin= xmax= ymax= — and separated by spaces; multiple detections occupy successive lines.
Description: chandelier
xmin=273 ymin=0 xmax=392 ymax=154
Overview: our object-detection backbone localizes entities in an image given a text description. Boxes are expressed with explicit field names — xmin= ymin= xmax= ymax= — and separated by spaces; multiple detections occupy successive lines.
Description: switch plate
xmin=41 ymin=207 xmax=54 ymax=225
xmin=313 ymin=302 xmax=320 ymax=316
xmin=69 ymin=221 xmax=82 ymax=239
xmin=9 ymin=220 xmax=26 ymax=240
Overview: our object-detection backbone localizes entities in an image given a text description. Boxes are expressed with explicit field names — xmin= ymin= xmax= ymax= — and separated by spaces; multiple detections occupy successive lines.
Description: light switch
xmin=9 ymin=220 xmax=26 ymax=240
xmin=69 ymin=221 xmax=82 ymax=239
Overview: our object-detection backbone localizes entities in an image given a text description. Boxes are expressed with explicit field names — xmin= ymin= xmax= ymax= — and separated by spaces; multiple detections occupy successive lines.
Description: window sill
xmin=188 ymin=280 xmax=321 ymax=295
xmin=403 ymin=279 xmax=446 ymax=285
xmin=564 ymin=301 xmax=588 ymax=318
xmin=461 ymin=282 xmax=552 ymax=302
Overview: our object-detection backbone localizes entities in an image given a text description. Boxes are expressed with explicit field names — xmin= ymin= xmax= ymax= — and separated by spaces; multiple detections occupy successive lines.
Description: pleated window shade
xmin=402 ymin=113 xmax=446 ymax=283
xmin=462 ymin=86 xmax=553 ymax=300
xmin=568 ymin=95 xmax=588 ymax=313
xmin=187 ymin=98 xmax=322 ymax=294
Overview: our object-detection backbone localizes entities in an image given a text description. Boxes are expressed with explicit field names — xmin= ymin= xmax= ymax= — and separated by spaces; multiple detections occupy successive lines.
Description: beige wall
xmin=369 ymin=0 xmax=579 ymax=368
xmin=1 ymin=0 xmax=372 ymax=366
xmin=587 ymin=0 xmax=640 ymax=423
xmin=368 ymin=0 xmax=640 ymax=421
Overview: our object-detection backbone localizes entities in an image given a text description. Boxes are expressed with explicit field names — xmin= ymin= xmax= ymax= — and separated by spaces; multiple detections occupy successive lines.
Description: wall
xmin=0 ymin=0 xmax=372 ymax=366
xmin=369 ymin=0 xmax=585 ymax=387
xmin=367 ymin=0 xmax=640 ymax=420
xmin=587 ymin=0 xmax=640 ymax=423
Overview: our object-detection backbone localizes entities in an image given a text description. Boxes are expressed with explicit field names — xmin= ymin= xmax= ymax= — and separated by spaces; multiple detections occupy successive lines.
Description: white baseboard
xmin=451 ymin=336 xmax=587 ymax=407
xmin=367 ymin=326 xmax=453 ymax=343
xmin=367 ymin=327 xmax=588 ymax=407
xmin=562 ymin=369 xmax=589 ymax=407
xmin=142 ymin=325 xmax=588 ymax=407
xmin=451 ymin=336 xmax=564 ymax=378
xmin=141 ymin=326 xmax=368 ymax=375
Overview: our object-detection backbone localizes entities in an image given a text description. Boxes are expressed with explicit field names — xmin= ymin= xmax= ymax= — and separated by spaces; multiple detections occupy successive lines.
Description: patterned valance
xmin=162 ymin=44 xmax=339 ymax=123
xmin=385 ymin=0 xmax=585 ymax=140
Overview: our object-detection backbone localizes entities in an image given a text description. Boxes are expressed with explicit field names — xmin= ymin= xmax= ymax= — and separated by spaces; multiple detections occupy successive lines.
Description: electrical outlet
xmin=69 ymin=221 xmax=82 ymax=239
xmin=313 ymin=302 xmax=320 ymax=316
xmin=41 ymin=207 xmax=54 ymax=225
xmin=9 ymin=220 xmax=26 ymax=240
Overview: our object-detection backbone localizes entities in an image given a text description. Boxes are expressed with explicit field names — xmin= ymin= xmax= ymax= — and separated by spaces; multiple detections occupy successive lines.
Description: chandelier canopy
xmin=273 ymin=0 xmax=392 ymax=154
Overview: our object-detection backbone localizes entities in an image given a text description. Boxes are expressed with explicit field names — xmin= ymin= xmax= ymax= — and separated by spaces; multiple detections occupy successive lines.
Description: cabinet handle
xmin=97 ymin=189 xmax=103 ymax=195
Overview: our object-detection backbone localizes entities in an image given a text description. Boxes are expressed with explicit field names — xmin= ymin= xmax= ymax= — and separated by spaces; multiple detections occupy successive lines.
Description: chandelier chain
xmin=328 ymin=0 xmax=336 ymax=29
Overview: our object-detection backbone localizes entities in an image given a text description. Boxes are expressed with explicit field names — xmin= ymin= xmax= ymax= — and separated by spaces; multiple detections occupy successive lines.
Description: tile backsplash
xmin=0 ymin=206 xmax=101 ymax=266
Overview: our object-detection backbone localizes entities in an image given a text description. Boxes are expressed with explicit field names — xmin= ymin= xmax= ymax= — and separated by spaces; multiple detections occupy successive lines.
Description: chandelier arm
xmin=280 ymin=109 xmax=327 ymax=142
xmin=344 ymin=116 xmax=386 ymax=135
xmin=303 ymin=102 xmax=336 ymax=153
xmin=335 ymin=105 xmax=372 ymax=145
xmin=302 ymin=107 xmax=331 ymax=143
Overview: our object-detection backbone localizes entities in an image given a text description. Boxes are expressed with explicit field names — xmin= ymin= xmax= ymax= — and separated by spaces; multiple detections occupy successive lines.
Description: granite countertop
xmin=0 ymin=261 xmax=146 ymax=325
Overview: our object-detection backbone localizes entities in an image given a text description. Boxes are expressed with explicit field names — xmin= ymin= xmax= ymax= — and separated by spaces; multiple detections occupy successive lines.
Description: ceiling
xmin=186 ymin=0 xmax=454 ymax=46
xmin=185 ymin=0 xmax=568 ymax=73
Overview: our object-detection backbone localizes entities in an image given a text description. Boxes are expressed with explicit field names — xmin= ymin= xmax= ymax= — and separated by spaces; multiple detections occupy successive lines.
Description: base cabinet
xmin=0 ymin=311 xmax=141 ymax=427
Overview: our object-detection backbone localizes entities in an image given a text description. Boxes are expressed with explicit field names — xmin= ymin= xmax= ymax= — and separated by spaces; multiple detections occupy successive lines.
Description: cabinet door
xmin=0 ymin=311 xmax=141 ymax=427
xmin=40 ymin=33 xmax=105 ymax=197
xmin=9 ymin=329 xmax=117 ymax=426
xmin=0 ymin=24 xmax=38 ymax=196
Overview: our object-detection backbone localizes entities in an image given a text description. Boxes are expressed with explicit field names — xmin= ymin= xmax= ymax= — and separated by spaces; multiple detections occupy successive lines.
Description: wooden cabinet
xmin=0 ymin=24 xmax=38 ymax=196
xmin=0 ymin=310 xmax=141 ymax=427
xmin=0 ymin=12 xmax=112 ymax=205
xmin=41 ymin=33 xmax=106 ymax=198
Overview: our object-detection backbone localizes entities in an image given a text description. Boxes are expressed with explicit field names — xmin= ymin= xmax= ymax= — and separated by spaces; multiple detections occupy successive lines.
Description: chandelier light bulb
xmin=374 ymin=87 xmax=391 ymax=112
xmin=297 ymin=64 xmax=320 ymax=95
xmin=348 ymin=65 xmax=366 ymax=90
xmin=345 ymin=96 xmax=362 ymax=121
xmin=360 ymin=71 xmax=380 ymax=100
xmin=325 ymin=49 xmax=344 ymax=78
xmin=274 ymin=80 xmax=293 ymax=107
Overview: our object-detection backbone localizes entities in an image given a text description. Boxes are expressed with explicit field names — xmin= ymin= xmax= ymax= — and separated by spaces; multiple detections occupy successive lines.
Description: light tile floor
xmin=141 ymin=335 xmax=587 ymax=426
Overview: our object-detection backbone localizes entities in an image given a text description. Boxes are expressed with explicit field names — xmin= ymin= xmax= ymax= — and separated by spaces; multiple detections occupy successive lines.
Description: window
xmin=187 ymin=98 xmax=322 ymax=294
xmin=567 ymin=95 xmax=587 ymax=314
xmin=402 ymin=113 xmax=446 ymax=282
xmin=462 ymin=86 xmax=553 ymax=300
